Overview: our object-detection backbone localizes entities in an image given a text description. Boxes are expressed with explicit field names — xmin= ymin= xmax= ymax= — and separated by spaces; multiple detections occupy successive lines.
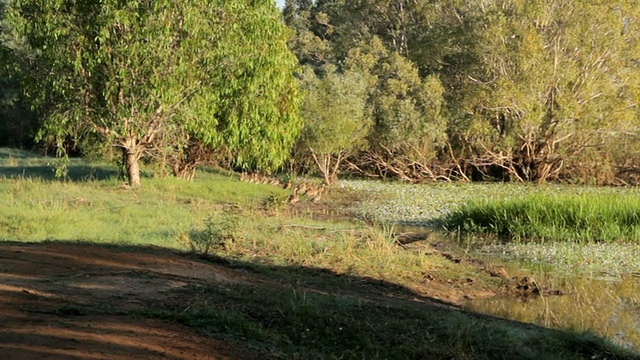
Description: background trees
xmin=4 ymin=0 xmax=300 ymax=186
xmin=285 ymin=0 xmax=640 ymax=184
xmin=345 ymin=37 xmax=447 ymax=181
xmin=0 ymin=0 xmax=638 ymax=185
xmin=425 ymin=0 xmax=640 ymax=183
xmin=0 ymin=0 xmax=38 ymax=149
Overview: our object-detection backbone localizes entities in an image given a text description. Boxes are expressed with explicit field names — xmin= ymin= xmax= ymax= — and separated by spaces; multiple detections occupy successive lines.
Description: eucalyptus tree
xmin=283 ymin=0 xmax=336 ymax=73
xmin=345 ymin=37 xmax=447 ymax=181
xmin=6 ymin=0 xmax=300 ymax=186
xmin=296 ymin=65 xmax=372 ymax=184
xmin=417 ymin=0 xmax=640 ymax=182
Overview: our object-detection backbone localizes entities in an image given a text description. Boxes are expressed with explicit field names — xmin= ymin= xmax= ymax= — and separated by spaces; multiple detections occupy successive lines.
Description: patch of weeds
xmin=186 ymin=210 xmax=240 ymax=255
xmin=4 ymin=155 xmax=18 ymax=167
xmin=0 ymin=216 xmax=41 ymax=240
xmin=262 ymin=193 xmax=288 ymax=213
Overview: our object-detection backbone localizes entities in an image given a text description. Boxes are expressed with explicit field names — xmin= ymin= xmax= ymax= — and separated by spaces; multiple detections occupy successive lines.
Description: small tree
xmin=5 ymin=0 xmax=301 ymax=186
xmin=297 ymin=65 xmax=372 ymax=184
xmin=345 ymin=37 xmax=448 ymax=181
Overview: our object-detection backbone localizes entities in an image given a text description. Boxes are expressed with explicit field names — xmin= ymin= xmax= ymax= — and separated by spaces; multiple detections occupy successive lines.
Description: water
xmin=338 ymin=179 xmax=640 ymax=350
xmin=465 ymin=265 xmax=640 ymax=350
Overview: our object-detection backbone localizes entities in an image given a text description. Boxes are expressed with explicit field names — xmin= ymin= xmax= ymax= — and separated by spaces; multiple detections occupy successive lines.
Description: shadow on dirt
xmin=0 ymin=241 xmax=261 ymax=359
xmin=1 ymin=241 xmax=636 ymax=360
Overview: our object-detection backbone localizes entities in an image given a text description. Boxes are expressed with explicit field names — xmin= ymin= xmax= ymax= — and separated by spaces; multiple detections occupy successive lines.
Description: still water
xmin=465 ymin=264 xmax=640 ymax=350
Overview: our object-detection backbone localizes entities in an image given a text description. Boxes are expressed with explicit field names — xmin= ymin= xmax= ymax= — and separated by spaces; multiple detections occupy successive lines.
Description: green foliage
xmin=296 ymin=64 xmax=372 ymax=183
xmin=187 ymin=211 xmax=239 ymax=255
xmin=0 ymin=0 xmax=38 ymax=148
xmin=285 ymin=0 xmax=640 ymax=184
xmin=192 ymin=1 xmax=302 ymax=172
xmin=419 ymin=0 xmax=640 ymax=182
xmin=443 ymin=193 xmax=640 ymax=243
xmin=4 ymin=0 xmax=301 ymax=186
xmin=298 ymin=65 xmax=371 ymax=155
xmin=346 ymin=37 xmax=447 ymax=178
xmin=283 ymin=0 xmax=333 ymax=68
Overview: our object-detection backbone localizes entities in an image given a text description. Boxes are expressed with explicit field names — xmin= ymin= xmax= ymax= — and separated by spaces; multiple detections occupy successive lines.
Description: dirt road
xmin=0 ymin=242 xmax=260 ymax=360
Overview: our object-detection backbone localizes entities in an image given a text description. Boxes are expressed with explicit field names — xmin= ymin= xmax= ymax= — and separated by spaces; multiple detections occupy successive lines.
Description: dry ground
xmin=0 ymin=242 xmax=264 ymax=360
xmin=0 ymin=240 xmax=525 ymax=359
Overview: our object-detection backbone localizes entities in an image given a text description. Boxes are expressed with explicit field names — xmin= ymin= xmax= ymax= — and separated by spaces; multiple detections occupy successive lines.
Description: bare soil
xmin=0 ymin=242 xmax=261 ymax=360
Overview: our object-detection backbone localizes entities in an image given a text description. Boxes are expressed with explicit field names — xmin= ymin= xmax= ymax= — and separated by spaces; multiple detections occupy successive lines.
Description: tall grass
xmin=443 ymin=193 xmax=640 ymax=243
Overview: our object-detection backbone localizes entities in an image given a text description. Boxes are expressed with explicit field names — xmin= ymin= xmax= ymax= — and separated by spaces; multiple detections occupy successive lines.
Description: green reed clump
xmin=443 ymin=193 xmax=640 ymax=243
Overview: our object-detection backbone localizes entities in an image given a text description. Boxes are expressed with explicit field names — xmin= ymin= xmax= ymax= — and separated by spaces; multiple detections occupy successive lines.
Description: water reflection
xmin=466 ymin=275 xmax=640 ymax=350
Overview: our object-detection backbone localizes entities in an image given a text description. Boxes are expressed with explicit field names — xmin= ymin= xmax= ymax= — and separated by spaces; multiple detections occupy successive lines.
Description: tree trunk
xmin=122 ymin=136 xmax=143 ymax=187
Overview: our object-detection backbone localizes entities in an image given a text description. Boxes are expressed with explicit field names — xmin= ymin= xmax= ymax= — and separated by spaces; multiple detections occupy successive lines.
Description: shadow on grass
xmin=0 ymin=148 xmax=132 ymax=182
xmin=0 ymin=240 xmax=636 ymax=360
xmin=0 ymin=148 xmax=41 ymax=159
xmin=0 ymin=165 xmax=120 ymax=182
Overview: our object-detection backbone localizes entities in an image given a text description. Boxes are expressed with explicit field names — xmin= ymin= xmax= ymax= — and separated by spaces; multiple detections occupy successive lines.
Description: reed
xmin=443 ymin=193 xmax=640 ymax=243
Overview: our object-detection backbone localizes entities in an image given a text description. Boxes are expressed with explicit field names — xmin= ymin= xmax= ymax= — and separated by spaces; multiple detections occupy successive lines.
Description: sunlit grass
xmin=218 ymin=219 xmax=466 ymax=290
xmin=0 ymin=151 xmax=458 ymax=291
xmin=1 ymin=148 xmax=638 ymax=359
xmin=442 ymin=193 xmax=640 ymax=243
xmin=0 ymin=170 xmax=288 ymax=247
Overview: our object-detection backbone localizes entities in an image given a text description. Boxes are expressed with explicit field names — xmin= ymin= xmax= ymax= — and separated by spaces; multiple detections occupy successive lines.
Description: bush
xmin=187 ymin=211 xmax=239 ymax=255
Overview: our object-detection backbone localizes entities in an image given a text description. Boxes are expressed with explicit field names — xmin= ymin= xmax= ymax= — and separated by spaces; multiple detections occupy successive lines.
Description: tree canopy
xmin=1 ymin=0 xmax=638 ymax=185
xmin=4 ymin=0 xmax=301 ymax=186
xmin=284 ymin=0 xmax=640 ymax=184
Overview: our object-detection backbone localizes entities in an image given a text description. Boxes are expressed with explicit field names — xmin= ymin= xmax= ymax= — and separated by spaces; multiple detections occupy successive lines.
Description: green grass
xmin=0 ymin=153 xmax=288 ymax=246
xmin=442 ymin=193 xmax=640 ymax=243
xmin=147 ymin=276 xmax=633 ymax=360
xmin=1 ymin=148 xmax=639 ymax=359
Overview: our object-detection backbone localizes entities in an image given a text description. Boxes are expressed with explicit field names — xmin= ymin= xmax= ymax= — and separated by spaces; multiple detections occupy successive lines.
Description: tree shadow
xmin=0 ymin=148 xmax=125 ymax=182
xmin=0 ymin=164 xmax=120 ymax=182
xmin=0 ymin=240 xmax=635 ymax=360
xmin=0 ymin=148 xmax=40 ymax=160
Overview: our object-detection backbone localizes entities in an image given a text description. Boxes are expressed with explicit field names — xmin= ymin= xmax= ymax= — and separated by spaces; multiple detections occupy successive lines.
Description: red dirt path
xmin=0 ymin=242 xmax=261 ymax=360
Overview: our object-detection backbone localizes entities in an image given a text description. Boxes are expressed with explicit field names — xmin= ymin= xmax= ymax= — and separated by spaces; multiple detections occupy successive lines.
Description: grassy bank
xmin=442 ymin=193 xmax=640 ymax=243
xmin=147 ymin=267 xmax=631 ymax=360
xmin=1 ymin=148 xmax=638 ymax=359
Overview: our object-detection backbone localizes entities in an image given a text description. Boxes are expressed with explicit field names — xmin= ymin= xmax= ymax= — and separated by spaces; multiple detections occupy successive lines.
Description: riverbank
xmin=0 ymin=149 xmax=638 ymax=358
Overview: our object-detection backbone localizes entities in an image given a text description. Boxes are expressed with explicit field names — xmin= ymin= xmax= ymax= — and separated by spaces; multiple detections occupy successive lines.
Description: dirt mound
xmin=0 ymin=242 xmax=259 ymax=360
